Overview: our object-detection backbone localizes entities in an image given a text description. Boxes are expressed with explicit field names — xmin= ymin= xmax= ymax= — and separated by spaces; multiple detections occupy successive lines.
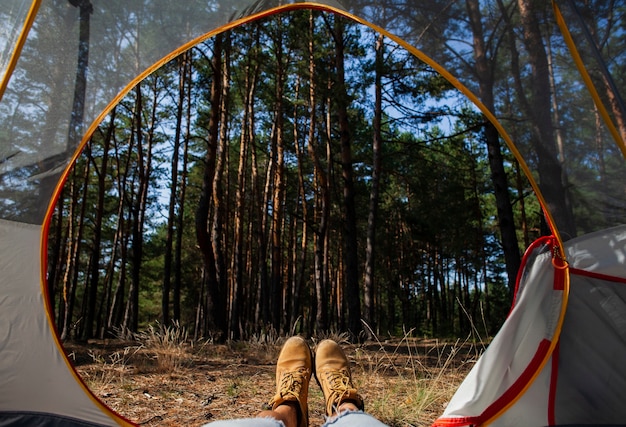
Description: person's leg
xmin=315 ymin=339 xmax=364 ymax=417
xmin=322 ymin=410 xmax=390 ymax=427
xmin=257 ymin=400 xmax=299 ymax=427
xmin=204 ymin=417 xmax=284 ymax=427
xmin=204 ymin=404 xmax=298 ymax=427
xmin=315 ymin=339 xmax=389 ymax=427
xmin=203 ymin=336 xmax=312 ymax=427
xmin=266 ymin=336 xmax=312 ymax=427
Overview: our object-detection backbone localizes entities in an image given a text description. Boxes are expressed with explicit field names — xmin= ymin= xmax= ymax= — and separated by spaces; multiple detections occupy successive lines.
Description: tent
xmin=434 ymin=226 xmax=626 ymax=426
xmin=0 ymin=1 xmax=624 ymax=426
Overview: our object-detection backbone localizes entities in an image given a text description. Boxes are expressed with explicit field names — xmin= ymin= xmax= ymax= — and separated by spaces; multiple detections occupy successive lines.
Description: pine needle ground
xmin=67 ymin=336 xmax=478 ymax=427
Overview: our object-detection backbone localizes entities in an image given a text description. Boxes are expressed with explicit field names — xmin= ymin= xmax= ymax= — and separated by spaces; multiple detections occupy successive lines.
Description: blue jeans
xmin=204 ymin=410 xmax=389 ymax=427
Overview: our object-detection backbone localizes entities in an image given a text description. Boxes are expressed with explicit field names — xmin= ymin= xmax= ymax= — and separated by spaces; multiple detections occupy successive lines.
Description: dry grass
xmin=66 ymin=327 xmax=479 ymax=427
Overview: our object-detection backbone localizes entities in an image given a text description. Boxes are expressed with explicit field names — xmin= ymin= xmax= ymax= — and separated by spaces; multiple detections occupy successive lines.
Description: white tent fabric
xmin=435 ymin=225 xmax=626 ymax=426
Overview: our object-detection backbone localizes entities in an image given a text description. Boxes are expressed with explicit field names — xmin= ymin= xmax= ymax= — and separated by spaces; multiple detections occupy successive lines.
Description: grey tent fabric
xmin=552 ymin=227 xmax=626 ymax=425
xmin=0 ymin=219 xmax=124 ymax=425
xmin=0 ymin=412 xmax=110 ymax=427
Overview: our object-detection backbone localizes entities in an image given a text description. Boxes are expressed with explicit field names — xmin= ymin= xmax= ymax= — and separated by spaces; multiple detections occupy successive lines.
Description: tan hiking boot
xmin=268 ymin=336 xmax=312 ymax=427
xmin=314 ymin=339 xmax=364 ymax=417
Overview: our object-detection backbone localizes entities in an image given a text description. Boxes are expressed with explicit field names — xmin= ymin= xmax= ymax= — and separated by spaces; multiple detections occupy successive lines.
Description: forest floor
xmin=65 ymin=334 xmax=482 ymax=427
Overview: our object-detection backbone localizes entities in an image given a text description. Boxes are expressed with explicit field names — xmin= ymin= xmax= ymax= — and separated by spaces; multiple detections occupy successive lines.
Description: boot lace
xmin=273 ymin=367 xmax=309 ymax=402
xmin=322 ymin=369 xmax=357 ymax=414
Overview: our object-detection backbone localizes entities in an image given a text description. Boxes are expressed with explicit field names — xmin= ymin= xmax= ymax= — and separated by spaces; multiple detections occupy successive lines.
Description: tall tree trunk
xmin=253 ymin=108 xmax=270 ymax=327
xmin=363 ymin=32 xmax=384 ymax=336
xmin=60 ymin=157 xmax=90 ymax=340
xmin=291 ymin=77 xmax=308 ymax=331
xmin=107 ymin=122 xmax=133 ymax=331
xmin=231 ymin=44 xmax=258 ymax=339
xmin=466 ymin=0 xmax=521 ymax=292
xmin=125 ymin=80 xmax=154 ymax=333
xmin=65 ymin=0 xmax=92 ymax=339
xmin=82 ymin=111 xmax=114 ymax=340
xmin=230 ymin=123 xmax=247 ymax=339
xmin=270 ymin=19 xmax=287 ymax=331
xmin=212 ymin=34 xmax=230 ymax=335
xmin=48 ymin=193 xmax=66 ymax=317
xmin=162 ymin=55 xmax=187 ymax=325
xmin=106 ymin=205 xmax=127 ymax=333
xmin=244 ymin=26 xmax=263 ymax=333
xmin=99 ymin=165 xmax=126 ymax=338
xmin=516 ymin=0 xmax=577 ymax=238
xmin=333 ymin=17 xmax=362 ymax=340
xmin=195 ymin=34 xmax=226 ymax=339
xmin=38 ymin=1 xmax=92 ymax=219
xmin=174 ymin=117 xmax=190 ymax=324
xmin=174 ymin=51 xmax=193 ymax=323
xmin=308 ymin=11 xmax=329 ymax=332
xmin=545 ymin=25 xmax=566 ymax=168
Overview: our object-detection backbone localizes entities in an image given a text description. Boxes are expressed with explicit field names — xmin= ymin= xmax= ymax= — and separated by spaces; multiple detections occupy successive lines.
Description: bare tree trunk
xmin=162 ymin=56 xmax=187 ymax=325
xmin=37 ymin=0 xmax=92 ymax=220
xmin=516 ymin=0 xmax=577 ymax=238
xmin=82 ymin=109 xmax=114 ymax=339
xmin=124 ymin=92 xmax=142 ymax=333
xmin=125 ymin=81 xmax=154 ymax=333
xmin=48 ymin=195 xmax=66 ymax=318
xmin=243 ymin=27 xmax=262 ymax=334
xmin=283 ymin=204 xmax=294 ymax=329
xmin=171 ymin=51 xmax=193 ymax=323
xmin=308 ymin=11 xmax=329 ymax=332
xmin=195 ymin=34 xmax=226 ymax=339
xmin=230 ymin=44 xmax=258 ymax=339
xmin=49 ymin=1 xmax=92 ymax=320
xmin=291 ymin=77 xmax=308 ymax=331
xmin=107 ymin=121 xmax=133 ymax=332
xmin=270 ymin=18 xmax=287 ymax=331
xmin=60 ymin=157 xmax=90 ymax=340
xmin=333 ymin=17 xmax=361 ymax=340
xmin=100 ymin=161 xmax=126 ymax=338
xmin=253 ymin=106 xmax=271 ymax=327
xmin=105 ymin=203 xmax=127 ymax=333
xmin=363 ymin=32 xmax=384 ymax=336
xmin=466 ymin=0 xmax=521 ymax=293
xmin=212 ymin=35 xmax=230 ymax=335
